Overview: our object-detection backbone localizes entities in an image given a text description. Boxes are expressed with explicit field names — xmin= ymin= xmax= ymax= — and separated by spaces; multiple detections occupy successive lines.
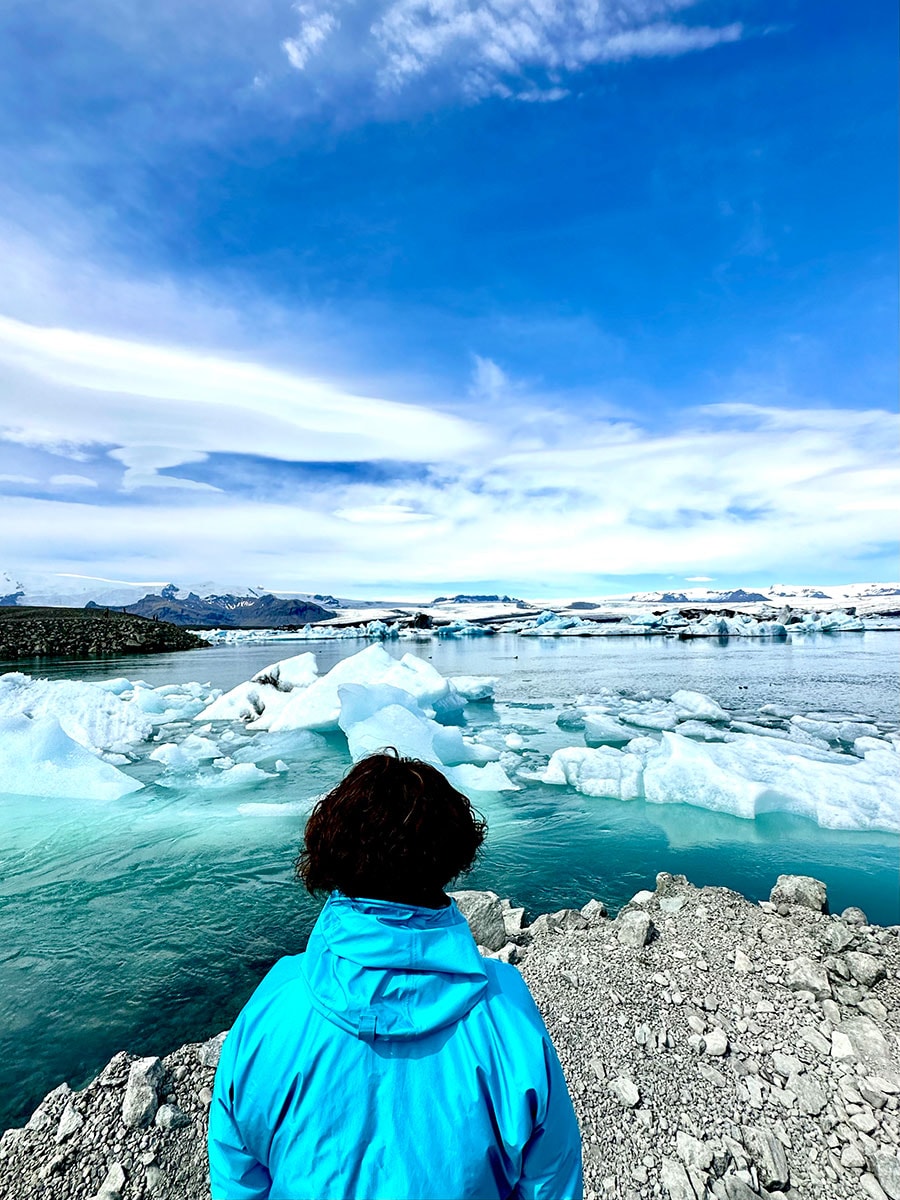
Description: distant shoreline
xmin=0 ymin=607 xmax=208 ymax=661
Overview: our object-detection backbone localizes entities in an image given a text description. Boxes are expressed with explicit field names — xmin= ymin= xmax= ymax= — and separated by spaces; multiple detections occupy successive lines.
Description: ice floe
xmin=0 ymin=714 xmax=143 ymax=800
xmin=540 ymin=727 xmax=900 ymax=832
xmin=0 ymin=673 xmax=152 ymax=756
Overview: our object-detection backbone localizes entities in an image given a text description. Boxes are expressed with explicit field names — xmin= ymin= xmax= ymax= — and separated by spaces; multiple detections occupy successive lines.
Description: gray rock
xmin=197 ymin=1031 xmax=228 ymax=1070
xmin=55 ymin=1102 xmax=83 ymax=1144
xmin=449 ymin=890 xmax=508 ymax=951
xmin=785 ymin=956 xmax=831 ymax=998
xmin=580 ymin=898 xmax=608 ymax=923
xmin=770 ymin=874 xmax=828 ymax=912
xmin=846 ymin=951 xmax=887 ymax=987
xmin=617 ymin=910 xmax=653 ymax=949
xmin=874 ymin=1153 xmax=900 ymax=1200
xmin=154 ymin=1103 xmax=191 ymax=1131
xmin=661 ymin=1156 xmax=699 ymax=1200
xmin=861 ymin=1174 xmax=891 ymax=1200
xmin=608 ymin=1076 xmax=640 ymax=1108
xmin=742 ymin=1126 xmax=790 ymax=1190
xmin=94 ymin=1162 xmax=127 ymax=1200
xmin=724 ymin=1174 xmax=760 ymax=1200
xmin=501 ymin=904 xmax=526 ymax=938
xmin=842 ymin=906 xmax=869 ymax=926
xmin=822 ymin=920 xmax=855 ymax=953
xmin=676 ymin=1131 xmax=713 ymax=1171
xmin=842 ymin=1014 xmax=891 ymax=1065
xmin=121 ymin=1056 xmax=163 ymax=1129
xmin=787 ymin=1071 xmax=826 ymax=1116
xmin=704 ymin=1028 xmax=729 ymax=1057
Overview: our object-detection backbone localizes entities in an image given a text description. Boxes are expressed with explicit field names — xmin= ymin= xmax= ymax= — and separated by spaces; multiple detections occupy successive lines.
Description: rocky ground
xmin=1 ymin=873 xmax=897 ymax=1200
xmin=0 ymin=608 xmax=208 ymax=660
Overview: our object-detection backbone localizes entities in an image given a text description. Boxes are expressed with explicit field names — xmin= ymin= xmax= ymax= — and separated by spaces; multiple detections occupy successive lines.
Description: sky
xmin=0 ymin=0 xmax=896 ymax=600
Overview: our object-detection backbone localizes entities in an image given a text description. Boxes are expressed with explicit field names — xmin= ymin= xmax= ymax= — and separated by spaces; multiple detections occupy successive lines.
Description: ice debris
xmin=0 ymin=714 xmax=143 ymax=800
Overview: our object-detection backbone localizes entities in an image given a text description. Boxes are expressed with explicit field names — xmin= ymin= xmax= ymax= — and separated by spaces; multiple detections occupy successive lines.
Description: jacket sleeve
xmin=514 ymin=1038 xmax=584 ymax=1200
xmin=207 ymin=1035 xmax=273 ymax=1200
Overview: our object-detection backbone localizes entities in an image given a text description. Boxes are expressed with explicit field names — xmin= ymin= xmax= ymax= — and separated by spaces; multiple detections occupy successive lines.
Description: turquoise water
xmin=1 ymin=632 xmax=898 ymax=1132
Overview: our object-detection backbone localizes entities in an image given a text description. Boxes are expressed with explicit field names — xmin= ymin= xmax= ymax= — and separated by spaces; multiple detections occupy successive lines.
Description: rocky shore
xmin=0 ymin=608 xmax=208 ymax=660
xmin=2 ymin=873 xmax=897 ymax=1200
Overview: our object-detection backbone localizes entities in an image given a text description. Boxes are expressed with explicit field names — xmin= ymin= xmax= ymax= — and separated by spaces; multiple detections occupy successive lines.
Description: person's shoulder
xmin=481 ymin=959 xmax=545 ymax=1024
xmin=241 ymin=952 xmax=307 ymax=1014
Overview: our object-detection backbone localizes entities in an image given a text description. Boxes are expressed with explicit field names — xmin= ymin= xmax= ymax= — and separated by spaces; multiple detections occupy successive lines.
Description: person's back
xmin=208 ymin=752 xmax=583 ymax=1200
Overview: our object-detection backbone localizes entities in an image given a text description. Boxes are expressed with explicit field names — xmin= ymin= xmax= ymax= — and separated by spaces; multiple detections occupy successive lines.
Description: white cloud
xmin=283 ymin=8 xmax=340 ymax=70
xmin=281 ymin=0 xmax=743 ymax=102
xmin=0 ymin=314 xmax=488 ymax=469
xmin=0 ymin=473 xmax=38 ymax=484
xmin=2 ymin=403 xmax=896 ymax=592
xmin=108 ymin=447 xmax=220 ymax=493
xmin=685 ymin=575 xmax=714 ymax=582
xmin=49 ymin=474 xmax=99 ymax=488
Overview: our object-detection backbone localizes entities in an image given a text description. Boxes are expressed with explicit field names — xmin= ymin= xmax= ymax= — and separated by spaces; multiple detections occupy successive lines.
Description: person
xmin=208 ymin=751 xmax=583 ymax=1200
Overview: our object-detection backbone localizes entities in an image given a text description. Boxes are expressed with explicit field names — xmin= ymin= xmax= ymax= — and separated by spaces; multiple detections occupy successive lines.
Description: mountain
xmin=86 ymin=591 xmax=335 ymax=628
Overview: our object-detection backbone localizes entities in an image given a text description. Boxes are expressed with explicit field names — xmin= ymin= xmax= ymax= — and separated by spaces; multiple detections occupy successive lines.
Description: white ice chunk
xmin=252 ymin=652 xmax=318 ymax=691
xmin=149 ymin=734 xmax=220 ymax=770
xmin=620 ymin=706 xmax=680 ymax=732
xmin=194 ymin=762 xmax=277 ymax=788
xmin=504 ymin=732 xmax=525 ymax=750
xmin=642 ymin=732 xmax=900 ymax=831
xmin=0 ymin=673 xmax=152 ymax=756
xmin=582 ymin=713 xmax=633 ymax=745
xmin=444 ymin=762 xmax=516 ymax=792
xmin=541 ymin=746 xmax=645 ymax=800
xmin=268 ymin=645 xmax=451 ymax=733
xmin=129 ymin=681 xmax=218 ymax=723
xmin=671 ymin=689 xmax=729 ymax=723
xmin=673 ymin=720 xmax=732 ymax=742
xmin=0 ymin=714 xmax=143 ymax=800
xmin=196 ymin=680 xmax=298 ymax=730
xmin=448 ymin=676 xmax=496 ymax=702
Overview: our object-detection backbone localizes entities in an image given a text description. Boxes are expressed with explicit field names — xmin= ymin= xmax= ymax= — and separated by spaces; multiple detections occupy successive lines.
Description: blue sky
xmin=0 ymin=0 xmax=896 ymax=598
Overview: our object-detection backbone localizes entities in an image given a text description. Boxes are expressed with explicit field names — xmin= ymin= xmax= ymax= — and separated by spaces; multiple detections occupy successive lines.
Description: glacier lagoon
xmin=1 ymin=631 xmax=898 ymax=1133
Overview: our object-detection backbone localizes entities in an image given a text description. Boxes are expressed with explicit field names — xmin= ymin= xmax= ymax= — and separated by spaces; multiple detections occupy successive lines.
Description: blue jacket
xmin=208 ymin=893 xmax=583 ymax=1200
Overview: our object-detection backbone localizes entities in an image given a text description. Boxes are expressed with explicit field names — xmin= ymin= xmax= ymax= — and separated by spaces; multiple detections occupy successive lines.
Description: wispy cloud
xmin=282 ymin=0 xmax=743 ymax=103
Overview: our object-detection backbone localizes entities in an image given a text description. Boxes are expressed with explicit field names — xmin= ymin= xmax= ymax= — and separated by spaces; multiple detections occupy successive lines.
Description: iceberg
xmin=196 ymin=652 xmax=318 ymax=728
xmin=0 ymin=714 xmax=143 ymax=800
xmin=671 ymin=690 xmax=730 ymax=723
xmin=448 ymin=676 xmax=496 ymax=702
xmin=582 ymin=713 xmax=633 ymax=746
xmin=149 ymin=735 xmax=221 ymax=770
xmin=541 ymin=746 xmax=644 ymax=801
xmin=0 ymin=673 xmax=152 ymax=756
xmin=266 ymin=645 xmax=451 ymax=733
xmin=541 ymin=730 xmax=900 ymax=832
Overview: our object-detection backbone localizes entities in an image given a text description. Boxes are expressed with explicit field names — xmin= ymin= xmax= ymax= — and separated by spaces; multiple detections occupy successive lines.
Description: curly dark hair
xmin=296 ymin=751 xmax=487 ymax=907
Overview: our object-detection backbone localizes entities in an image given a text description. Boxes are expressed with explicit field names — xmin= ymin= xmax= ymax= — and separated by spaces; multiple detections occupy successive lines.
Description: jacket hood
xmin=300 ymin=892 xmax=488 ymax=1042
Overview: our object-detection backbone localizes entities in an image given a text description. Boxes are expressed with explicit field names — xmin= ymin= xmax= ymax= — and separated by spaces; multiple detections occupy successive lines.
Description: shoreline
xmin=2 ymin=872 xmax=897 ymax=1200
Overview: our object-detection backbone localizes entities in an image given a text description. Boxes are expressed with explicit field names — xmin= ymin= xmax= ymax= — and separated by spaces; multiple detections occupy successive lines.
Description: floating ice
xmin=517 ymin=611 xmax=589 ymax=637
xmin=0 ymin=673 xmax=152 ymax=756
xmin=195 ymin=653 xmax=318 ymax=728
xmin=266 ymin=645 xmax=452 ymax=733
xmin=435 ymin=620 xmax=490 ymax=638
xmin=541 ymin=745 xmax=644 ymax=801
xmin=540 ymin=730 xmax=900 ymax=832
xmin=0 ymin=714 xmax=143 ymax=800
xmin=448 ymin=676 xmax=496 ymax=702
xmin=149 ymin=735 xmax=220 ymax=770
xmin=582 ymin=713 xmax=633 ymax=745
xmin=192 ymin=762 xmax=277 ymax=788
xmin=128 ymin=681 xmax=219 ymax=724
xmin=671 ymin=690 xmax=730 ymax=723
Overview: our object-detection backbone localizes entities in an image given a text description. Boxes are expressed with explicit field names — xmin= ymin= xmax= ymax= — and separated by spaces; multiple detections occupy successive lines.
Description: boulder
xmin=121 ymin=1057 xmax=163 ymax=1130
xmin=617 ymin=910 xmax=653 ymax=949
xmin=785 ymin=956 xmax=831 ymax=999
xmin=770 ymin=875 xmax=828 ymax=912
xmin=449 ymin=890 xmax=507 ymax=951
